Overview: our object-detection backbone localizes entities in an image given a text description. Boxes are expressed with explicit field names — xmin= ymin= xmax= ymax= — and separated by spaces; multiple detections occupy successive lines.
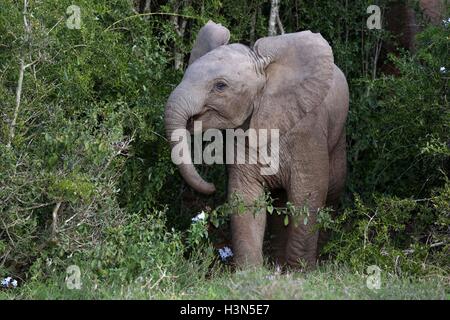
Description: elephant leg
xmin=318 ymin=131 xmax=347 ymax=256
xmin=326 ymin=130 xmax=346 ymax=208
xmin=285 ymin=152 xmax=329 ymax=269
xmin=267 ymin=189 xmax=288 ymax=265
xmin=228 ymin=167 xmax=266 ymax=268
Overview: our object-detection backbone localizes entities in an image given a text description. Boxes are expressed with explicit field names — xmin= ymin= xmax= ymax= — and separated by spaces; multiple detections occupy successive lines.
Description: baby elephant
xmin=165 ymin=21 xmax=349 ymax=269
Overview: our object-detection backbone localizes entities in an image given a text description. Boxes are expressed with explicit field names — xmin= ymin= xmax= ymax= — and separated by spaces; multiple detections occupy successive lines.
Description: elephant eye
xmin=214 ymin=81 xmax=228 ymax=92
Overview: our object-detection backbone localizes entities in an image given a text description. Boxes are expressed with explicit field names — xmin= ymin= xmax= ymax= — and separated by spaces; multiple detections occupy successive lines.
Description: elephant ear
xmin=254 ymin=31 xmax=334 ymax=115
xmin=188 ymin=20 xmax=230 ymax=65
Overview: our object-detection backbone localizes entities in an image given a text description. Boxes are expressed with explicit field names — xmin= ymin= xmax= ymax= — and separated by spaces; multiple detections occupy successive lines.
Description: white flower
xmin=218 ymin=246 xmax=233 ymax=261
xmin=440 ymin=66 xmax=446 ymax=73
xmin=1 ymin=278 xmax=9 ymax=287
xmin=275 ymin=264 xmax=282 ymax=274
xmin=192 ymin=211 xmax=206 ymax=223
xmin=1 ymin=277 xmax=15 ymax=288
xmin=442 ymin=17 xmax=450 ymax=27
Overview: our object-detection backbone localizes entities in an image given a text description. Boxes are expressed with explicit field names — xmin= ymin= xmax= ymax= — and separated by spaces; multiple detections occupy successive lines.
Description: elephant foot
xmin=285 ymin=232 xmax=320 ymax=271
xmin=285 ymin=257 xmax=317 ymax=271
xmin=232 ymin=251 xmax=264 ymax=269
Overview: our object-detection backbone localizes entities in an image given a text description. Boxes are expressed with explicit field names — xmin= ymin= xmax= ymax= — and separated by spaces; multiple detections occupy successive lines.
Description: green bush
xmin=0 ymin=0 xmax=177 ymax=278
xmin=325 ymin=22 xmax=449 ymax=276
xmin=323 ymin=183 xmax=449 ymax=275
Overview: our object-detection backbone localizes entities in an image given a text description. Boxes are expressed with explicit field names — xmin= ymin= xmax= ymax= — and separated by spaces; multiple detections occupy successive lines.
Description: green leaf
xmin=284 ymin=215 xmax=289 ymax=226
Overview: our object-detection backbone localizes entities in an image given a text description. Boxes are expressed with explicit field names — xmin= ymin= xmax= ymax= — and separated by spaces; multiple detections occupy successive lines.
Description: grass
xmin=1 ymin=263 xmax=448 ymax=300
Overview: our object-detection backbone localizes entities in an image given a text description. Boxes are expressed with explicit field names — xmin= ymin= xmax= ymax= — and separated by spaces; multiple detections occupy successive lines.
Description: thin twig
xmin=1 ymin=220 xmax=15 ymax=248
xmin=372 ymin=36 xmax=382 ymax=80
xmin=104 ymin=12 xmax=200 ymax=32
xmin=7 ymin=0 xmax=36 ymax=147
xmin=7 ymin=60 xmax=25 ymax=147
xmin=276 ymin=13 xmax=285 ymax=34
xmin=363 ymin=210 xmax=377 ymax=249
xmin=16 ymin=202 xmax=54 ymax=212
xmin=51 ymin=201 xmax=62 ymax=237
xmin=403 ymin=242 xmax=447 ymax=255
xmin=47 ymin=17 xmax=64 ymax=34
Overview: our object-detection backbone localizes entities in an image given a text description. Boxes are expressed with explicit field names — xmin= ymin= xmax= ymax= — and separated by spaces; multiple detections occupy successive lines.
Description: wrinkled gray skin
xmin=165 ymin=21 xmax=349 ymax=269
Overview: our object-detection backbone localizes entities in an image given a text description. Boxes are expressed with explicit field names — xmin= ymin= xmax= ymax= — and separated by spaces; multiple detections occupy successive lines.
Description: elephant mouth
xmin=186 ymin=108 xmax=210 ymax=132
xmin=186 ymin=116 xmax=195 ymax=132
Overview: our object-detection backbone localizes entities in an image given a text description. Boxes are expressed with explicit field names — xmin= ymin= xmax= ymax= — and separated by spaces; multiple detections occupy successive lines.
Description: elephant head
xmin=165 ymin=21 xmax=334 ymax=195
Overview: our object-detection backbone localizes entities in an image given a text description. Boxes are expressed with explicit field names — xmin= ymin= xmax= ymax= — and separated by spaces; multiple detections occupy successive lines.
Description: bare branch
xmin=276 ymin=12 xmax=285 ymax=34
xmin=104 ymin=12 xmax=199 ymax=32
xmin=51 ymin=201 xmax=62 ymax=237
xmin=16 ymin=202 xmax=54 ymax=212
xmin=7 ymin=0 xmax=34 ymax=147
xmin=7 ymin=60 xmax=25 ymax=147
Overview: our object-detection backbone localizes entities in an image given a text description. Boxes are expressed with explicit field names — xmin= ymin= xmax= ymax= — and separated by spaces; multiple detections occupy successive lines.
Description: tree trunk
xmin=250 ymin=8 xmax=257 ymax=45
xmin=170 ymin=0 xmax=191 ymax=70
xmin=136 ymin=0 xmax=151 ymax=13
xmin=268 ymin=0 xmax=284 ymax=36
xmin=268 ymin=0 xmax=279 ymax=36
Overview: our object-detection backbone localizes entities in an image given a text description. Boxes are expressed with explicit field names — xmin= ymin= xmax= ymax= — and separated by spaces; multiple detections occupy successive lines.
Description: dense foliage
xmin=0 ymin=0 xmax=448 ymax=293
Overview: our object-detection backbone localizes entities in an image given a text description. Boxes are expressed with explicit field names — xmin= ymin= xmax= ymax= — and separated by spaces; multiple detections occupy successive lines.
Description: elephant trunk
xmin=164 ymin=85 xmax=216 ymax=195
